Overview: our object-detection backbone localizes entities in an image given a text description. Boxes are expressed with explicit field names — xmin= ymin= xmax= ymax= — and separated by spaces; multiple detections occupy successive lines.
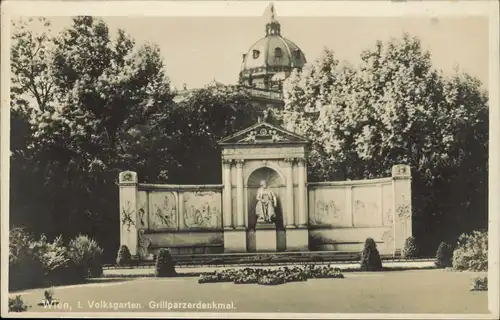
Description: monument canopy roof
xmin=218 ymin=121 xmax=310 ymax=146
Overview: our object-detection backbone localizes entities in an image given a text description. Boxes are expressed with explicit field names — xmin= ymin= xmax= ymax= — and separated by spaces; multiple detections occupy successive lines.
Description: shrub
xmin=116 ymin=245 xmax=132 ymax=267
xmin=470 ymin=276 xmax=488 ymax=291
xmin=8 ymin=295 xmax=30 ymax=312
xmin=37 ymin=289 xmax=60 ymax=306
xmin=435 ymin=241 xmax=453 ymax=268
xmin=452 ymin=230 xmax=488 ymax=271
xmin=31 ymin=235 xmax=76 ymax=286
xmin=360 ymin=238 xmax=382 ymax=271
xmin=10 ymin=229 xmax=74 ymax=289
xmin=9 ymin=227 xmax=35 ymax=263
xmin=9 ymin=228 xmax=46 ymax=290
xmin=68 ymin=234 xmax=104 ymax=279
xmin=402 ymin=236 xmax=419 ymax=259
xmin=155 ymin=248 xmax=177 ymax=277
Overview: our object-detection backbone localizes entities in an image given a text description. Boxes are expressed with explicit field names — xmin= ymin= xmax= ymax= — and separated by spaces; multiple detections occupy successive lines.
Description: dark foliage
xmin=435 ymin=241 xmax=453 ymax=269
xmin=116 ymin=245 xmax=132 ymax=266
xmin=155 ymin=248 xmax=177 ymax=277
xmin=360 ymin=238 xmax=383 ymax=271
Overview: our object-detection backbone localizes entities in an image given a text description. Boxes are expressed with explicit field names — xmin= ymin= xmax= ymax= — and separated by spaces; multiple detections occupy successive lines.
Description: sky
xmin=36 ymin=11 xmax=489 ymax=91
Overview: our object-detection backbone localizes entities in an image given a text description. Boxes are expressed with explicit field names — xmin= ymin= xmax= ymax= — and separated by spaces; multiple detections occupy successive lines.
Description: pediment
xmin=218 ymin=122 xmax=309 ymax=146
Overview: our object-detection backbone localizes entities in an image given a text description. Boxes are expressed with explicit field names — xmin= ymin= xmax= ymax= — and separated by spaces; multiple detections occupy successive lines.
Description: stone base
xmin=285 ymin=227 xmax=309 ymax=251
xmin=223 ymin=228 xmax=247 ymax=252
xmin=255 ymin=227 xmax=277 ymax=252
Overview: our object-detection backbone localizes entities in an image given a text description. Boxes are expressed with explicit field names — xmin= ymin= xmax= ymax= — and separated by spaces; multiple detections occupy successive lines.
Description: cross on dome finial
xmin=265 ymin=2 xmax=281 ymax=36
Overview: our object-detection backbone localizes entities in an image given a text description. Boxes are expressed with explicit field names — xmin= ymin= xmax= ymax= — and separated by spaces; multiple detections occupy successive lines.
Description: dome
xmin=240 ymin=36 xmax=306 ymax=73
xmin=239 ymin=3 xmax=306 ymax=91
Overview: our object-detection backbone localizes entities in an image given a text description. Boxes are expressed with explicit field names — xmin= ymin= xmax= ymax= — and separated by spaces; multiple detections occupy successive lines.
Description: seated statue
xmin=255 ymin=180 xmax=277 ymax=224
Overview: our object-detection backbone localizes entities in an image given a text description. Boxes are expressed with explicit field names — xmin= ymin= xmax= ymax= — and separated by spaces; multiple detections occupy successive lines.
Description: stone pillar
xmin=286 ymin=158 xmax=309 ymax=251
xmin=345 ymin=186 xmax=353 ymax=226
xmin=224 ymin=159 xmax=247 ymax=252
xmin=119 ymin=171 xmax=139 ymax=256
xmin=222 ymin=159 xmax=233 ymax=229
xmin=284 ymin=158 xmax=295 ymax=227
xmin=392 ymin=164 xmax=412 ymax=256
xmin=297 ymin=158 xmax=308 ymax=226
xmin=177 ymin=192 xmax=184 ymax=230
xmin=235 ymin=159 xmax=245 ymax=228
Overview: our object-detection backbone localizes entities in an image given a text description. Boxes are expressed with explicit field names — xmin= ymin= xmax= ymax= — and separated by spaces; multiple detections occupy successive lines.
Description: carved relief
xmin=119 ymin=171 xmax=137 ymax=183
xmin=354 ymin=200 xmax=366 ymax=215
xmin=223 ymin=147 xmax=302 ymax=156
xmin=386 ymin=208 xmax=394 ymax=224
xmin=296 ymin=158 xmax=305 ymax=167
xmin=382 ymin=184 xmax=393 ymax=226
xmin=137 ymin=191 xmax=148 ymax=228
xmin=121 ymin=201 xmax=136 ymax=231
xmin=183 ymin=191 xmax=222 ymax=228
xmin=138 ymin=208 xmax=146 ymax=228
xmin=222 ymin=159 xmax=232 ymax=168
xmin=382 ymin=228 xmax=394 ymax=252
xmin=310 ymin=200 xmax=341 ymax=225
xmin=235 ymin=159 xmax=244 ymax=168
xmin=396 ymin=204 xmax=411 ymax=220
xmin=392 ymin=164 xmax=411 ymax=177
xmin=137 ymin=229 xmax=153 ymax=260
xmin=237 ymin=127 xmax=288 ymax=144
xmin=352 ymin=185 xmax=383 ymax=226
xmin=283 ymin=158 xmax=295 ymax=167
xmin=149 ymin=192 xmax=177 ymax=229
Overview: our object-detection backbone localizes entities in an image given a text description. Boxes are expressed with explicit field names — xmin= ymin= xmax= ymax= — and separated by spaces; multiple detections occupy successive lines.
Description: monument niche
xmin=246 ymin=167 xmax=286 ymax=252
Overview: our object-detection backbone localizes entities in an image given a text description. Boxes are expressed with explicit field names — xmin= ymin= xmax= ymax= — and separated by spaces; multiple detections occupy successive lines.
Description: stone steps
xmin=106 ymin=251 xmax=422 ymax=268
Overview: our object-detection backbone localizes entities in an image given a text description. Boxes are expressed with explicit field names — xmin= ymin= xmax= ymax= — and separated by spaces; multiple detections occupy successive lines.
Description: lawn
xmin=9 ymin=269 xmax=488 ymax=314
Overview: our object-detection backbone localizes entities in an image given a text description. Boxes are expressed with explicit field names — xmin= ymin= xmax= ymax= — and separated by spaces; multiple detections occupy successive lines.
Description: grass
xmin=8 ymin=269 xmax=488 ymax=314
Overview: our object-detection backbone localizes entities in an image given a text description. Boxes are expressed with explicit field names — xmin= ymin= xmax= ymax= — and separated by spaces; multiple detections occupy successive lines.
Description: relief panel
xmin=352 ymin=185 xmax=382 ymax=227
xmin=182 ymin=191 xmax=222 ymax=229
xmin=148 ymin=191 xmax=178 ymax=229
xmin=309 ymin=188 xmax=348 ymax=226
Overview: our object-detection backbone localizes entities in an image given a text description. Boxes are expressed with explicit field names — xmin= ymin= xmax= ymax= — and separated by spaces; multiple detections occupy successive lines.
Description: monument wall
xmin=118 ymin=163 xmax=411 ymax=258
xmin=307 ymin=164 xmax=412 ymax=255
xmin=119 ymin=171 xmax=224 ymax=259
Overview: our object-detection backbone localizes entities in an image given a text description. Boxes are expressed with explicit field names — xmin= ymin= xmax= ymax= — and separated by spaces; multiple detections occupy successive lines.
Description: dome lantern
xmin=265 ymin=3 xmax=281 ymax=36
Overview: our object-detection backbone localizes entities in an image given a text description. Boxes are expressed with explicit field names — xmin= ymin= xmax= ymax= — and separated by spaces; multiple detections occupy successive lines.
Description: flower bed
xmin=198 ymin=265 xmax=344 ymax=285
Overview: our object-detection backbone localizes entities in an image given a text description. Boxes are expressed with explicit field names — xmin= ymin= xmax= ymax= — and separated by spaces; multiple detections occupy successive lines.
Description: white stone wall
xmin=307 ymin=164 xmax=412 ymax=256
xmin=118 ymin=175 xmax=224 ymax=258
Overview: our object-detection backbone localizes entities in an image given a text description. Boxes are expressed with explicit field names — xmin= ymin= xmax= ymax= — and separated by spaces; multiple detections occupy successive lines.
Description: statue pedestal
xmin=255 ymin=224 xmax=277 ymax=252
xmin=285 ymin=226 xmax=309 ymax=251
xmin=224 ymin=227 xmax=247 ymax=253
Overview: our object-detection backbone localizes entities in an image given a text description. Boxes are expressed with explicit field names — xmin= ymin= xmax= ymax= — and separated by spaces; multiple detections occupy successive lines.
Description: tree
xmin=281 ymin=34 xmax=488 ymax=254
xmin=10 ymin=17 xmax=175 ymax=260
xmin=165 ymin=85 xmax=260 ymax=184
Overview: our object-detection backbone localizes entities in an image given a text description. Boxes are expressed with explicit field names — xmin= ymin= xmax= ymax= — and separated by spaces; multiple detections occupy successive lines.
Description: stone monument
xmin=217 ymin=120 xmax=311 ymax=252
